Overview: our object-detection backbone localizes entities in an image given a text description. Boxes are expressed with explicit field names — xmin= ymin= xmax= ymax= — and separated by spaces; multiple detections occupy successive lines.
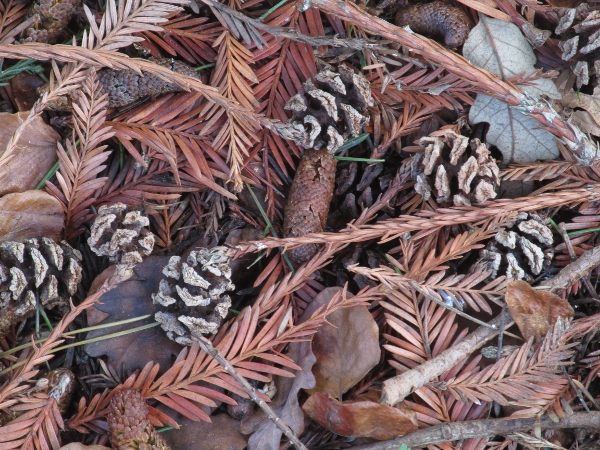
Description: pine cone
xmin=395 ymin=1 xmax=472 ymax=48
xmin=471 ymin=212 xmax=554 ymax=282
xmin=108 ymin=388 xmax=171 ymax=450
xmin=0 ymin=238 xmax=82 ymax=338
xmin=282 ymin=68 xmax=374 ymax=265
xmin=88 ymin=203 xmax=155 ymax=266
xmin=153 ymin=247 xmax=233 ymax=345
xmin=283 ymin=66 xmax=373 ymax=153
xmin=411 ymin=129 xmax=500 ymax=206
xmin=556 ymin=3 xmax=600 ymax=90
xmin=98 ymin=58 xmax=201 ymax=108
xmin=20 ymin=0 xmax=81 ymax=44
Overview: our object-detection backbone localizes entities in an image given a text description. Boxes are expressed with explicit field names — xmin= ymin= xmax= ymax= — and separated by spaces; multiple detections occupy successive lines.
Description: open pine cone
xmin=411 ymin=129 xmax=500 ymax=206
xmin=153 ymin=247 xmax=233 ymax=345
xmin=88 ymin=203 xmax=155 ymax=267
xmin=556 ymin=3 xmax=600 ymax=90
xmin=471 ymin=212 xmax=554 ymax=282
xmin=282 ymin=66 xmax=373 ymax=153
xmin=0 ymin=238 xmax=82 ymax=338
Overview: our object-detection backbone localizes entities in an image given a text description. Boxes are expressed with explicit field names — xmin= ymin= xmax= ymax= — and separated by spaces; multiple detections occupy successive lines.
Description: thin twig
xmin=201 ymin=0 xmax=385 ymax=50
xmin=193 ymin=335 xmax=308 ymax=450
xmin=380 ymin=309 xmax=514 ymax=406
xmin=352 ymin=411 xmax=600 ymax=449
xmin=409 ymin=280 xmax=498 ymax=330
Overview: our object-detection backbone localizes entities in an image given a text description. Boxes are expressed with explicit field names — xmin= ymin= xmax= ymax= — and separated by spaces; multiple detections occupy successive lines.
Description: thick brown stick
xmin=353 ymin=411 xmax=600 ymax=449
xmin=380 ymin=310 xmax=513 ymax=406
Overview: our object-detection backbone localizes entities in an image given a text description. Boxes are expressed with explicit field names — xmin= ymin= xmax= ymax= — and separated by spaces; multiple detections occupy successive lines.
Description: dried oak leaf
xmin=162 ymin=414 xmax=247 ymax=450
xmin=304 ymin=287 xmax=380 ymax=400
xmin=240 ymin=326 xmax=316 ymax=450
xmin=84 ymin=257 xmax=182 ymax=371
xmin=302 ymin=392 xmax=418 ymax=440
xmin=463 ymin=16 xmax=561 ymax=163
xmin=395 ymin=1 xmax=472 ymax=47
xmin=0 ymin=191 xmax=63 ymax=242
xmin=0 ymin=112 xmax=60 ymax=194
xmin=505 ymin=280 xmax=574 ymax=340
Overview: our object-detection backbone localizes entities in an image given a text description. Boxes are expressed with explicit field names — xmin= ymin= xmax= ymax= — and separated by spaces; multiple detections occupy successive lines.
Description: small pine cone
xmin=283 ymin=149 xmax=337 ymax=265
xmin=411 ymin=129 xmax=500 ymax=206
xmin=284 ymin=66 xmax=373 ymax=153
xmin=0 ymin=238 xmax=82 ymax=338
xmin=19 ymin=0 xmax=81 ymax=44
xmin=152 ymin=247 xmax=233 ymax=345
xmin=88 ymin=203 xmax=155 ymax=266
xmin=108 ymin=388 xmax=171 ymax=450
xmin=98 ymin=58 xmax=202 ymax=108
xmin=395 ymin=1 xmax=472 ymax=47
xmin=471 ymin=212 xmax=554 ymax=282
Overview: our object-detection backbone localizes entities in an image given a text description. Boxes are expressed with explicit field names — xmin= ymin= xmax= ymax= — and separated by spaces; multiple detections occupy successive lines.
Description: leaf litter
xmin=1 ymin=0 xmax=600 ymax=449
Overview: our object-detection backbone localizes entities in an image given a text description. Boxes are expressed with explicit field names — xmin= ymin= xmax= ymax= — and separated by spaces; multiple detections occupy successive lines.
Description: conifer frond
xmin=202 ymin=31 xmax=260 ymax=192
xmin=141 ymin=14 xmax=221 ymax=64
xmin=442 ymin=320 xmax=576 ymax=415
xmin=0 ymin=0 xmax=29 ymax=43
xmin=45 ymin=70 xmax=114 ymax=241
xmin=0 ymin=394 xmax=63 ymax=450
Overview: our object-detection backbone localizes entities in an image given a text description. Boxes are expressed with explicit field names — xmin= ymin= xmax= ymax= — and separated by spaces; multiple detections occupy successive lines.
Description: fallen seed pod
xmin=395 ymin=1 xmax=472 ymax=47
xmin=283 ymin=149 xmax=337 ymax=265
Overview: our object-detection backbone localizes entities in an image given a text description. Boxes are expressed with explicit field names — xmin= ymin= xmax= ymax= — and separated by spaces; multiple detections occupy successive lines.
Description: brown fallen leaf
xmin=163 ymin=413 xmax=247 ymax=450
xmin=240 ymin=318 xmax=316 ymax=449
xmin=85 ymin=256 xmax=182 ymax=371
xmin=0 ymin=112 xmax=60 ymax=194
xmin=10 ymin=73 xmax=45 ymax=111
xmin=505 ymin=280 xmax=574 ymax=340
xmin=302 ymin=392 xmax=418 ymax=440
xmin=0 ymin=190 xmax=63 ymax=242
xmin=304 ymin=287 xmax=380 ymax=399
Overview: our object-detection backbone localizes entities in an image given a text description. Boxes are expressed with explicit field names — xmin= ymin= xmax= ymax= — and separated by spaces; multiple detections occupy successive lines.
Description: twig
xmin=540 ymin=246 xmax=600 ymax=294
xmin=380 ymin=310 xmax=514 ymax=406
xmin=408 ymin=280 xmax=499 ymax=330
xmin=201 ymin=0 xmax=385 ymax=50
xmin=193 ymin=335 xmax=308 ymax=450
xmin=352 ymin=411 xmax=600 ymax=449
xmin=557 ymin=223 xmax=598 ymax=299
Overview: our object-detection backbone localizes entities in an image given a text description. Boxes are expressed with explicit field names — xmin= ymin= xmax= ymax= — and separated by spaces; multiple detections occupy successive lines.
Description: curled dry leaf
xmin=302 ymin=392 xmax=418 ymax=440
xmin=463 ymin=17 xmax=561 ymax=163
xmin=304 ymin=287 xmax=380 ymax=400
xmin=0 ymin=112 xmax=60 ymax=195
xmin=0 ymin=191 xmax=63 ymax=242
xmin=163 ymin=414 xmax=247 ymax=450
xmin=240 ymin=311 xmax=316 ymax=450
xmin=505 ymin=280 xmax=574 ymax=340
xmin=84 ymin=257 xmax=182 ymax=371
